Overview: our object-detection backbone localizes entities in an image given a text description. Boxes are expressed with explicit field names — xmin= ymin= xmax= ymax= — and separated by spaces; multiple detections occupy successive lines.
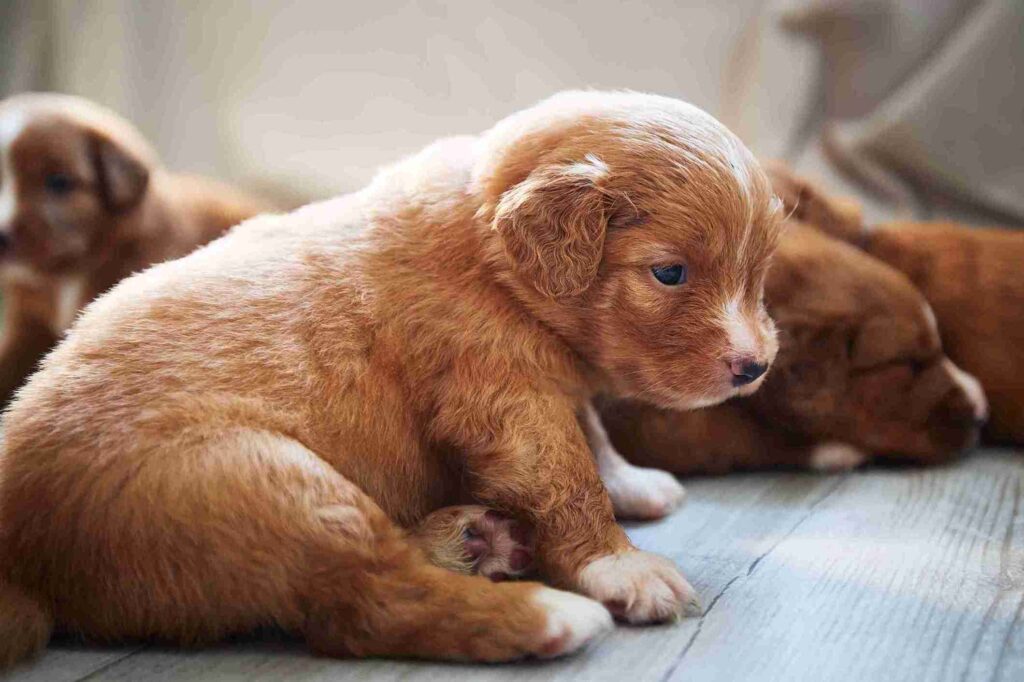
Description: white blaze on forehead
xmin=564 ymin=153 xmax=609 ymax=180
xmin=942 ymin=358 xmax=989 ymax=422
xmin=721 ymin=295 xmax=759 ymax=357
xmin=0 ymin=110 xmax=28 ymax=227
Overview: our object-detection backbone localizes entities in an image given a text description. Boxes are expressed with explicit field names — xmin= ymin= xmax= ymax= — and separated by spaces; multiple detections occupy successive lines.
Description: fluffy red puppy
xmin=767 ymin=163 xmax=1017 ymax=442
xmin=0 ymin=91 xmax=781 ymax=665
xmin=409 ymin=223 xmax=988 ymax=583
xmin=0 ymin=93 xmax=272 ymax=403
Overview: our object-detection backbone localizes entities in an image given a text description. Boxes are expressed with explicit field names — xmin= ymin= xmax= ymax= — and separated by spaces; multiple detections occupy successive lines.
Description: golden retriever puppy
xmin=767 ymin=163 xmax=1018 ymax=442
xmin=0 ymin=91 xmax=782 ymax=665
xmin=0 ymin=93 xmax=273 ymax=404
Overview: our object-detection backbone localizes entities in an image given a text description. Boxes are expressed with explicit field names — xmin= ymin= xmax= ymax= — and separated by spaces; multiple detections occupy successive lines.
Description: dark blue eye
xmin=652 ymin=264 xmax=687 ymax=285
xmin=44 ymin=173 xmax=75 ymax=195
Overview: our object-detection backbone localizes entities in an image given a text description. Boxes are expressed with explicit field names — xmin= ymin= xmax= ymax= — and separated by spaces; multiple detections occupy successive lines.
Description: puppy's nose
xmin=0 ymin=231 xmax=9 ymax=255
xmin=730 ymin=358 xmax=768 ymax=386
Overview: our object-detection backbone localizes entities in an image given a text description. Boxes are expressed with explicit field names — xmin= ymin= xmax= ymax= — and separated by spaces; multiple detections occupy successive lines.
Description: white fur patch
xmin=565 ymin=154 xmax=609 ymax=181
xmin=53 ymin=276 xmax=87 ymax=334
xmin=809 ymin=442 xmax=868 ymax=472
xmin=942 ymin=359 xmax=988 ymax=423
xmin=584 ymin=402 xmax=686 ymax=520
xmin=721 ymin=296 xmax=759 ymax=357
xmin=922 ymin=303 xmax=939 ymax=336
xmin=0 ymin=110 xmax=27 ymax=229
xmin=579 ymin=551 xmax=701 ymax=623
xmin=532 ymin=587 xmax=612 ymax=658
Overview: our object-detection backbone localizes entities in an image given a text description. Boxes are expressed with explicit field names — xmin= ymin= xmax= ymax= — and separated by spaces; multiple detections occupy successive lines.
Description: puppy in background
xmin=768 ymin=162 xmax=1023 ymax=443
xmin=0 ymin=91 xmax=782 ymax=665
xmin=0 ymin=93 xmax=273 ymax=403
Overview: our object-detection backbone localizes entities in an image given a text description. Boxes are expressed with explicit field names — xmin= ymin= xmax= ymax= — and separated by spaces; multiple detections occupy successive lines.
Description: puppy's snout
xmin=730 ymin=358 xmax=768 ymax=386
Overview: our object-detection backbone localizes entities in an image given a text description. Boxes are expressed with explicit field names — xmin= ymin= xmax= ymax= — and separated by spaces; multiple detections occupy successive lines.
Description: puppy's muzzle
xmin=730 ymin=358 xmax=768 ymax=386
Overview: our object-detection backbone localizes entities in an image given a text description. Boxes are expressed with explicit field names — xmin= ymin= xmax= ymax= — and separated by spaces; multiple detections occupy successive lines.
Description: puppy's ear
xmin=763 ymin=161 xmax=864 ymax=245
xmin=90 ymin=132 xmax=150 ymax=213
xmin=492 ymin=158 xmax=607 ymax=298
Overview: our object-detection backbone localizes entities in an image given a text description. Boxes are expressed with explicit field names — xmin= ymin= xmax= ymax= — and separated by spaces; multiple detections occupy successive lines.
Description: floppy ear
xmin=763 ymin=160 xmax=864 ymax=244
xmin=492 ymin=159 xmax=608 ymax=298
xmin=90 ymin=132 xmax=150 ymax=213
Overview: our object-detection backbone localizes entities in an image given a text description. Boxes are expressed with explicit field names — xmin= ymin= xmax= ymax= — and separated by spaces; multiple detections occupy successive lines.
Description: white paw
xmin=809 ymin=442 xmax=868 ymax=472
xmin=578 ymin=551 xmax=701 ymax=624
xmin=603 ymin=463 xmax=686 ymax=520
xmin=532 ymin=587 xmax=613 ymax=658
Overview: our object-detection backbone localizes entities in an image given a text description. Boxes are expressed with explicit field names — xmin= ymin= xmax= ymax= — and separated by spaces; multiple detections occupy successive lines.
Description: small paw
xmin=603 ymin=464 xmax=686 ymax=520
xmin=578 ymin=550 xmax=700 ymax=624
xmin=808 ymin=442 xmax=868 ymax=472
xmin=414 ymin=505 xmax=535 ymax=581
xmin=532 ymin=587 xmax=613 ymax=658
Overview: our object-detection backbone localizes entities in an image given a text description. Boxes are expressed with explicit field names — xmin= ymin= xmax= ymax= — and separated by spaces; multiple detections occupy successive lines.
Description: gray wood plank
xmin=663 ymin=450 xmax=1024 ymax=682
xmin=1 ymin=644 xmax=141 ymax=682
xmin=8 ymin=451 xmax=1022 ymax=681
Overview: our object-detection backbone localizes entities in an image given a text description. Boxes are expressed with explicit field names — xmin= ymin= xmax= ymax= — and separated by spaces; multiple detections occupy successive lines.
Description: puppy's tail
xmin=0 ymin=579 xmax=52 ymax=668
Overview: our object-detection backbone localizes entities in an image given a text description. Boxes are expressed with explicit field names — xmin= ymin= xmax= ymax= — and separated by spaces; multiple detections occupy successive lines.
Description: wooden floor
xmin=8 ymin=450 xmax=1024 ymax=682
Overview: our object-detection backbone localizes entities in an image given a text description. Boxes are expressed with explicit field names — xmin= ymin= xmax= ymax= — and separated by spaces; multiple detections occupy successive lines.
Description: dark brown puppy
xmin=0 ymin=93 xmax=273 ymax=403
xmin=768 ymin=162 xmax=1023 ymax=443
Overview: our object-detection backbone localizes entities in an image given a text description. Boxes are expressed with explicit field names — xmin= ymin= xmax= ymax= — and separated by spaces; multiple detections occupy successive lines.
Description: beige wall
xmin=0 ymin=0 xmax=813 ymax=202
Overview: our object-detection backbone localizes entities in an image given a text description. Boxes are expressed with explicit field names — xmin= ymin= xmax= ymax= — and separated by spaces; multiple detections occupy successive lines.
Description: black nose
xmin=731 ymin=359 xmax=768 ymax=386
xmin=0 ymin=231 xmax=8 ymax=254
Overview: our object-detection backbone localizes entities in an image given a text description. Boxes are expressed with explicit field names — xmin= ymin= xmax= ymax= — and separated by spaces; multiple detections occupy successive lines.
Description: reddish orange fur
xmin=0 ymin=91 xmax=780 ymax=664
xmin=0 ymin=93 xmax=274 ymax=405
xmin=766 ymin=163 xmax=1020 ymax=443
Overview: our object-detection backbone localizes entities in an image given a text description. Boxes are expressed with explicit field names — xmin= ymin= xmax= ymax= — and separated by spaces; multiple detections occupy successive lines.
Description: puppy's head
xmin=0 ymin=93 xmax=157 ymax=276
xmin=758 ymin=225 xmax=987 ymax=462
xmin=474 ymin=91 xmax=783 ymax=410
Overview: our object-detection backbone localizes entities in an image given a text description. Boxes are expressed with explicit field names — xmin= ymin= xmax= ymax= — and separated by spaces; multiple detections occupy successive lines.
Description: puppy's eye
xmin=44 ymin=173 xmax=75 ymax=195
xmin=651 ymin=264 xmax=687 ymax=286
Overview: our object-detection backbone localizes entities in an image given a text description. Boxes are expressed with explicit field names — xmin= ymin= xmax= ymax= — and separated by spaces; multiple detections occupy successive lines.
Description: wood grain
xmin=8 ymin=451 xmax=1022 ymax=682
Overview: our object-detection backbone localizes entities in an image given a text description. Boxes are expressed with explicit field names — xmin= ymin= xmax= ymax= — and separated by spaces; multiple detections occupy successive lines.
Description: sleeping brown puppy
xmin=768 ymin=162 xmax=1022 ymax=443
xmin=0 ymin=91 xmax=782 ymax=665
xmin=0 ymin=93 xmax=272 ymax=404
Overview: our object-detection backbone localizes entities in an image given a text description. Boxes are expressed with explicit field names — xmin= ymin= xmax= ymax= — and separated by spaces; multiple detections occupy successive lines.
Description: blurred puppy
xmin=0 ymin=93 xmax=272 ymax=403
xmin=768 ymin=163 xmax=1020 ymax=442
xmin=0 ymin=91 xmax=782 ymax=666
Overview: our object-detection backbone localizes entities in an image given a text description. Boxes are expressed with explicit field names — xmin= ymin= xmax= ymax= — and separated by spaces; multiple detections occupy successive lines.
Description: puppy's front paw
xmin=808 ymin=442 xmax=868 ymax=472
xmin=604 ymin=463 xmax=686 ymax=520
xmin=578 ymin=550 xmax=700 ymax=623
xmin=532 ymin=587 xmax=613 ymax=658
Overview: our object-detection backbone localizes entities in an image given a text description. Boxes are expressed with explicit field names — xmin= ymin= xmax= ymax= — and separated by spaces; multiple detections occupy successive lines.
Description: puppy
xmin=0 ymin=93 xmax=272 ymax=403
xmin=0 ymin=91 xmax=782 ymax=665
xmin=408 ymin=222 xmax=989 ymax=579
xmin=768 ymin=163 xmax=1019 ymax=442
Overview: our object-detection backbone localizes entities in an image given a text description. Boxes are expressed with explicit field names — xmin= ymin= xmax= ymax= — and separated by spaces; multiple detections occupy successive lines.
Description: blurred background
xmin=2 ymin=0 xmax=1021 ymax=226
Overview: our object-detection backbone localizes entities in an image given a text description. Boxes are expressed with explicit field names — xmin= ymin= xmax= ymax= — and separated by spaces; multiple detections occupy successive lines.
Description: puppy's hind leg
xmin=22 ymin=429 xmax=609 ymax=662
